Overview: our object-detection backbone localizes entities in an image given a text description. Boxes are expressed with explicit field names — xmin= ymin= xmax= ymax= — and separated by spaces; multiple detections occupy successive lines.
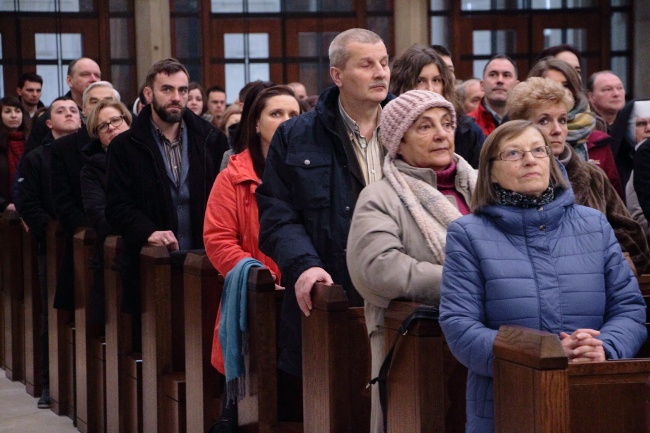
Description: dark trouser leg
xmin=37 ymin=246 xmax=49 ymax=389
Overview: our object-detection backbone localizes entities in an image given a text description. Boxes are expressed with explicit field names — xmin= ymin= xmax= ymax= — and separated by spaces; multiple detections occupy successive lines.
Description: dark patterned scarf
xmin=493 ymin=183 xmax=555 ymax=208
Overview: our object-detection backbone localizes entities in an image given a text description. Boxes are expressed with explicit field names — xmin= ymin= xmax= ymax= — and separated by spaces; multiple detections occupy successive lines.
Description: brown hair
xmin=144 ymin=58 xmax=189 ymax=89
xmin=0 ymin=96 xmax=31 ymax=150
xmin=471 ymin=120 xmax=569 ymax=212
xmin=389 ymin=45 xmax=461 ymax=114
xmin=528 ymin=57 xmax=584 ymax=109
xmin=245 ymin=85 xmax=303 ymax=179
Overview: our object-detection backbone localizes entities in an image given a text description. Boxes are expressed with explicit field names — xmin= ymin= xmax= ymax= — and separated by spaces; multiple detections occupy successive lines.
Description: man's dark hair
xmin=483 ymin=53 xmax=518 ymax=78
xmin=18 ymin=72 xmax=43 ymax=88
xmin=207 ymin=85 xmax=226 ymax=97
xmin=238 ymin=80 xmax=263 ymax=103
xmin=431 ymin=44 xmax=452 ymax=57
xmin=47 ymin=96 xmax=75 ymax=117
xmin=586 ymin=70 xmax=617 ymax=93
xmin=144 ymin=58 xmax=190 ymax=89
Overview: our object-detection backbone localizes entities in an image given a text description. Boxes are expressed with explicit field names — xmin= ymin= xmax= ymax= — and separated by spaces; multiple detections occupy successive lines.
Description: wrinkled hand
xmin=6 ymin=203 xmax=16 ymax=212
xmin=295 ymin=267 xmax=333 ymax=317
xmin=147 ymin=230 xmax=179 ymax=251
xmin=20 ymin=218 xmax=29 ymax=233
xmin=560 ymin=329 xmax=606 ymax=363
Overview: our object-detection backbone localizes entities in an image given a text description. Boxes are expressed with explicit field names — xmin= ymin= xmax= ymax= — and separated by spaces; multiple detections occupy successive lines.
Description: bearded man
xmin=105 ymin=58 xmax=228 ymax=313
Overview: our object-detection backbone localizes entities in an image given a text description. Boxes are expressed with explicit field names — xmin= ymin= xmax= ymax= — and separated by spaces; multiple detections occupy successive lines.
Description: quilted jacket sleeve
xmin=439 ymin=219 xmax=497 ymax=378
xmin=598 ymin=213 xmax=647 ymax=359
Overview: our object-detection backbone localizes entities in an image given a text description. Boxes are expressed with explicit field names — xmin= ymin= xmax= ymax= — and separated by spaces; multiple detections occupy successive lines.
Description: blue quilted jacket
xmin=439 ymin=186 xmax=647 ymax=433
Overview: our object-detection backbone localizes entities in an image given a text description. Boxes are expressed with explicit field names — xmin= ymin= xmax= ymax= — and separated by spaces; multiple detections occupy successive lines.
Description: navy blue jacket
xmin=257 ymin=85 xmax=394 ymax=375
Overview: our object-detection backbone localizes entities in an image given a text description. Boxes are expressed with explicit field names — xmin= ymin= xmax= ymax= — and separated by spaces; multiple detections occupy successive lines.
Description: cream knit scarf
xmin=383 ymin=154 xmax=477 ymax=263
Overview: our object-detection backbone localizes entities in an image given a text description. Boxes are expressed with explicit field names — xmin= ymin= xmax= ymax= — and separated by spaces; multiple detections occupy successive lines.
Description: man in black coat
xmin=16 ymin=96 xmax=81 ymax=409
xmin=105 ymin=58 xmax=228 ymax=313
xmin=49 ymin=81 xmax=120 ymax=311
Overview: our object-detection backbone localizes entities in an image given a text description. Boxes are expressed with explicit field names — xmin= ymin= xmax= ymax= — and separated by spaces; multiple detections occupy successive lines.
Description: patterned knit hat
xmin=380 ymin=90 xmax=456 ymax=159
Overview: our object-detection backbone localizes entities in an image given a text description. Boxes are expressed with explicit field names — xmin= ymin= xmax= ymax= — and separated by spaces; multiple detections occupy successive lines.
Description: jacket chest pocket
xmin=285 ymin=152 xmax=331 ymax=210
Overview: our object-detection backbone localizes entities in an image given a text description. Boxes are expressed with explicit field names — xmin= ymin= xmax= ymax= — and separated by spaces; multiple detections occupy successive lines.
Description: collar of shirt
xmin=338 ymin=97 xmax=382 ymax=147
xmin=483 ymin=99 xmax=503 ymax=125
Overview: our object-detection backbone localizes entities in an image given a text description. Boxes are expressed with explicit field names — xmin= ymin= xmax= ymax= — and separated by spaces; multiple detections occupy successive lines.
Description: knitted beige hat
xmin=380 ymin=90 xmax=456 ymax=159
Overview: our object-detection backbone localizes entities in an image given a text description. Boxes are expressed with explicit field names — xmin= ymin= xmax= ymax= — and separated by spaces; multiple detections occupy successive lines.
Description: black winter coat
xmin=80 ymin=139 xmax=111 ymax=241
xmin=257 ymin=85 xmax=394 ymax=376
xmin=50 ymin=127 xmax=91 ymax=234
xmin=105 ymin=105 xmax=228 ymax=313
xmin=454 ymin=114 xmax=485 ymax=169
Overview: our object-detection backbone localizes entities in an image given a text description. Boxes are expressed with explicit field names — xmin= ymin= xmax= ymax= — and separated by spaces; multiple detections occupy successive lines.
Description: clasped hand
xmin=560 ymin=328 xmax=605 ymax=363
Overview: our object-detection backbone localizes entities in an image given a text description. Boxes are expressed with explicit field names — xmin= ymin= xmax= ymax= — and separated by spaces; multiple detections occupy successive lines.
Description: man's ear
xmin=46 ymin=118 xmax=53 ymax=130
xmin=330 ymin=66 xmax=342 ymax=87
xmin=143 ymin=86 xmax=153 ymax=104
xmin=66 ymin=74 xmax=73 ymax=89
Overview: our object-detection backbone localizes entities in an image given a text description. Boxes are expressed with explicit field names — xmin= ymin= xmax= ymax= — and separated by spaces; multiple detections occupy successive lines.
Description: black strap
xmin=369 ymin=304 xmax=439 ymax=431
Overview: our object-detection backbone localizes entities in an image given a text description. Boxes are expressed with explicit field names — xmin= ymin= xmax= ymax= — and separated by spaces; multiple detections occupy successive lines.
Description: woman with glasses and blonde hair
xmin=439 ymin=119 xmax=647 ymax=433
xmin=506 ymin=77 xmax=649 ymax=274
xmin=80 ymin=99 xmax=133 ymax=324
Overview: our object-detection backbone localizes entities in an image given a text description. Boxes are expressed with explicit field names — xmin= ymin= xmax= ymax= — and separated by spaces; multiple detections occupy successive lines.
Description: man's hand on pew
xmin=295 ymin=267 xmax=333 ymax=316
xmin=560 ymin=329 xmax=606 ymax=363
xmin=147 ymin=230 xmax=179 ymax=251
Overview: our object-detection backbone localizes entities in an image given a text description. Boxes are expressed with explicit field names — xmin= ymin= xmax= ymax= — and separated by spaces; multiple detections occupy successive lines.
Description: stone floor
xmin=0 ymin=368 xmax=78 ymax=433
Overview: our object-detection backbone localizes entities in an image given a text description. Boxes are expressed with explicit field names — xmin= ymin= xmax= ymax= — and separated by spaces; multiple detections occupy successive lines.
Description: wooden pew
xmin=104 ymin=235 xmax=142 ymax=433
xmin=73 ymin=227 xmax=105 ymax=432
xmin=302 ymin=283 xmax=371 ymax=433
xmin=183 ymin=251 xmax=224 ymax=433
xmin=1 ymin=209 xmax=25 ymax=382
xmin=493 ymin=325 xmax=650 ymax=433
xmin=23 ymin=227 xmax=43 ymax=397
xmin=381 ymin=300 xmax=466 ymax=433
xmin=139 ymin=246 xmax=188 ymax=433
xmin=46 ymin=220 xmax=75 ymax=417
xmin=0 ymin=214 xmax=4 ymax=370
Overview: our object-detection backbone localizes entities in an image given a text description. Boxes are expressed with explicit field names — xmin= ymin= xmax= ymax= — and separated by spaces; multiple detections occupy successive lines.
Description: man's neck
xmin=151 ymin=112 xmax=181 ymax=141
xmin=71 ymin=90 xmax=83 ymax=110
xmin=26 ymin=105 xmax=37 ymax=117
xmin=339 ymin=94 xmax=380 ymax=139
xmin=484 ymin=98 xmax=507 ymax=119
xmin=594 ymin=108 xmax=617 ymax=126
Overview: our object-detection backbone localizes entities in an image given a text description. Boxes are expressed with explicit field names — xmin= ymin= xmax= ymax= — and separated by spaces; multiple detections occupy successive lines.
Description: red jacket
xmin=586 ymin=130 xmax=624 ymax=199
xmin=203 ymin=149 xmax=281 ymax=374
xmin=468 ymin=100 xmax=498 ymax=137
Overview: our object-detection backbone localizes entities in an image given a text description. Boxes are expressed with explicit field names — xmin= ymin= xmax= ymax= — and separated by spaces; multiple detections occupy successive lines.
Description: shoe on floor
xmin=207 ymin=417 xmax=238 ymax=433
xmin=37 ymin=388 xmax=51 ymax=409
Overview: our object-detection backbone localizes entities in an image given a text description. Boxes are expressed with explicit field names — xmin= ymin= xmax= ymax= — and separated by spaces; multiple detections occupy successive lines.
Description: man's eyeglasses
xmin=96 ymin=116 xmax=125 ymax=134
xmin=493 ymin=146 xmax=550 ymax=162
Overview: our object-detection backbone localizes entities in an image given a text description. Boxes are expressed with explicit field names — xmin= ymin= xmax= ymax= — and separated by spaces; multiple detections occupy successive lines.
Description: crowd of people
xmin=1 ymin=27 xmax=649 ymax=433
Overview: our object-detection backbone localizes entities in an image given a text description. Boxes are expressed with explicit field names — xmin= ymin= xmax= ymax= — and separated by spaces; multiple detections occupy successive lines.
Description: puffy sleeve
xmin=346 ymin=184 xmax=442 ymax=310
xmin=598 ymin=213 xmax=647 ymax=359
xmin=439 ymin=219 xmax=497 ymax=378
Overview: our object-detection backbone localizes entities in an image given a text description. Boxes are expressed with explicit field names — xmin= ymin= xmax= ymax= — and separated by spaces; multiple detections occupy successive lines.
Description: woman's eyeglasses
xmin=96 ymin=115 xmax=125 ymax=134
xmin=493 ymin=146 xmax=550 ymax=161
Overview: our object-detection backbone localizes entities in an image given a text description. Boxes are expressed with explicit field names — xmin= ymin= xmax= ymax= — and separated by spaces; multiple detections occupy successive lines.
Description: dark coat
xmin=50 ymin=127 xmax=90 ymax=234
xmin=454 ymin=114 xmax=485 ymax=169
xmin=105 ymin=105 xmax=228 ymax=312
xmin=607 ymin=99 xmax=635 ymax=188
xmin=257 ymin=85 xmax=394 ymax=376
xmin=15 ymin=133 xmax=56 ymax=239
xmin=80 ymin=139 xmax=111 ymax=241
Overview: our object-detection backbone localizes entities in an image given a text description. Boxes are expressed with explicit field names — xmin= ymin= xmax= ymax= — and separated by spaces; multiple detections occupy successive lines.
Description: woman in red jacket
xmin=203 ymin=85 xmax=302 ymax=431
xmin=0 ymin=96 xmax=30 ymax=212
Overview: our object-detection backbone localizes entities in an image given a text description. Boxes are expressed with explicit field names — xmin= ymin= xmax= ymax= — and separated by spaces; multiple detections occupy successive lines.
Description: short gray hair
xmin=82 ymin=81 xmax=120 ymax=107
xmin=328 ymin=28 xmax=383 ymax=69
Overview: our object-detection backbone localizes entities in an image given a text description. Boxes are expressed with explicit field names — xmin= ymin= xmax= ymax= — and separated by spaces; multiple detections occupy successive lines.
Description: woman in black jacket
xmin=81 ymin=99 xmax=132 ymax=324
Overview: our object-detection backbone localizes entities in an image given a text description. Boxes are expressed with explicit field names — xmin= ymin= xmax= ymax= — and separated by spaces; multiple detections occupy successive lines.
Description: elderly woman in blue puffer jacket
xmin=439 ymin=120 xmax=647 ymax=433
